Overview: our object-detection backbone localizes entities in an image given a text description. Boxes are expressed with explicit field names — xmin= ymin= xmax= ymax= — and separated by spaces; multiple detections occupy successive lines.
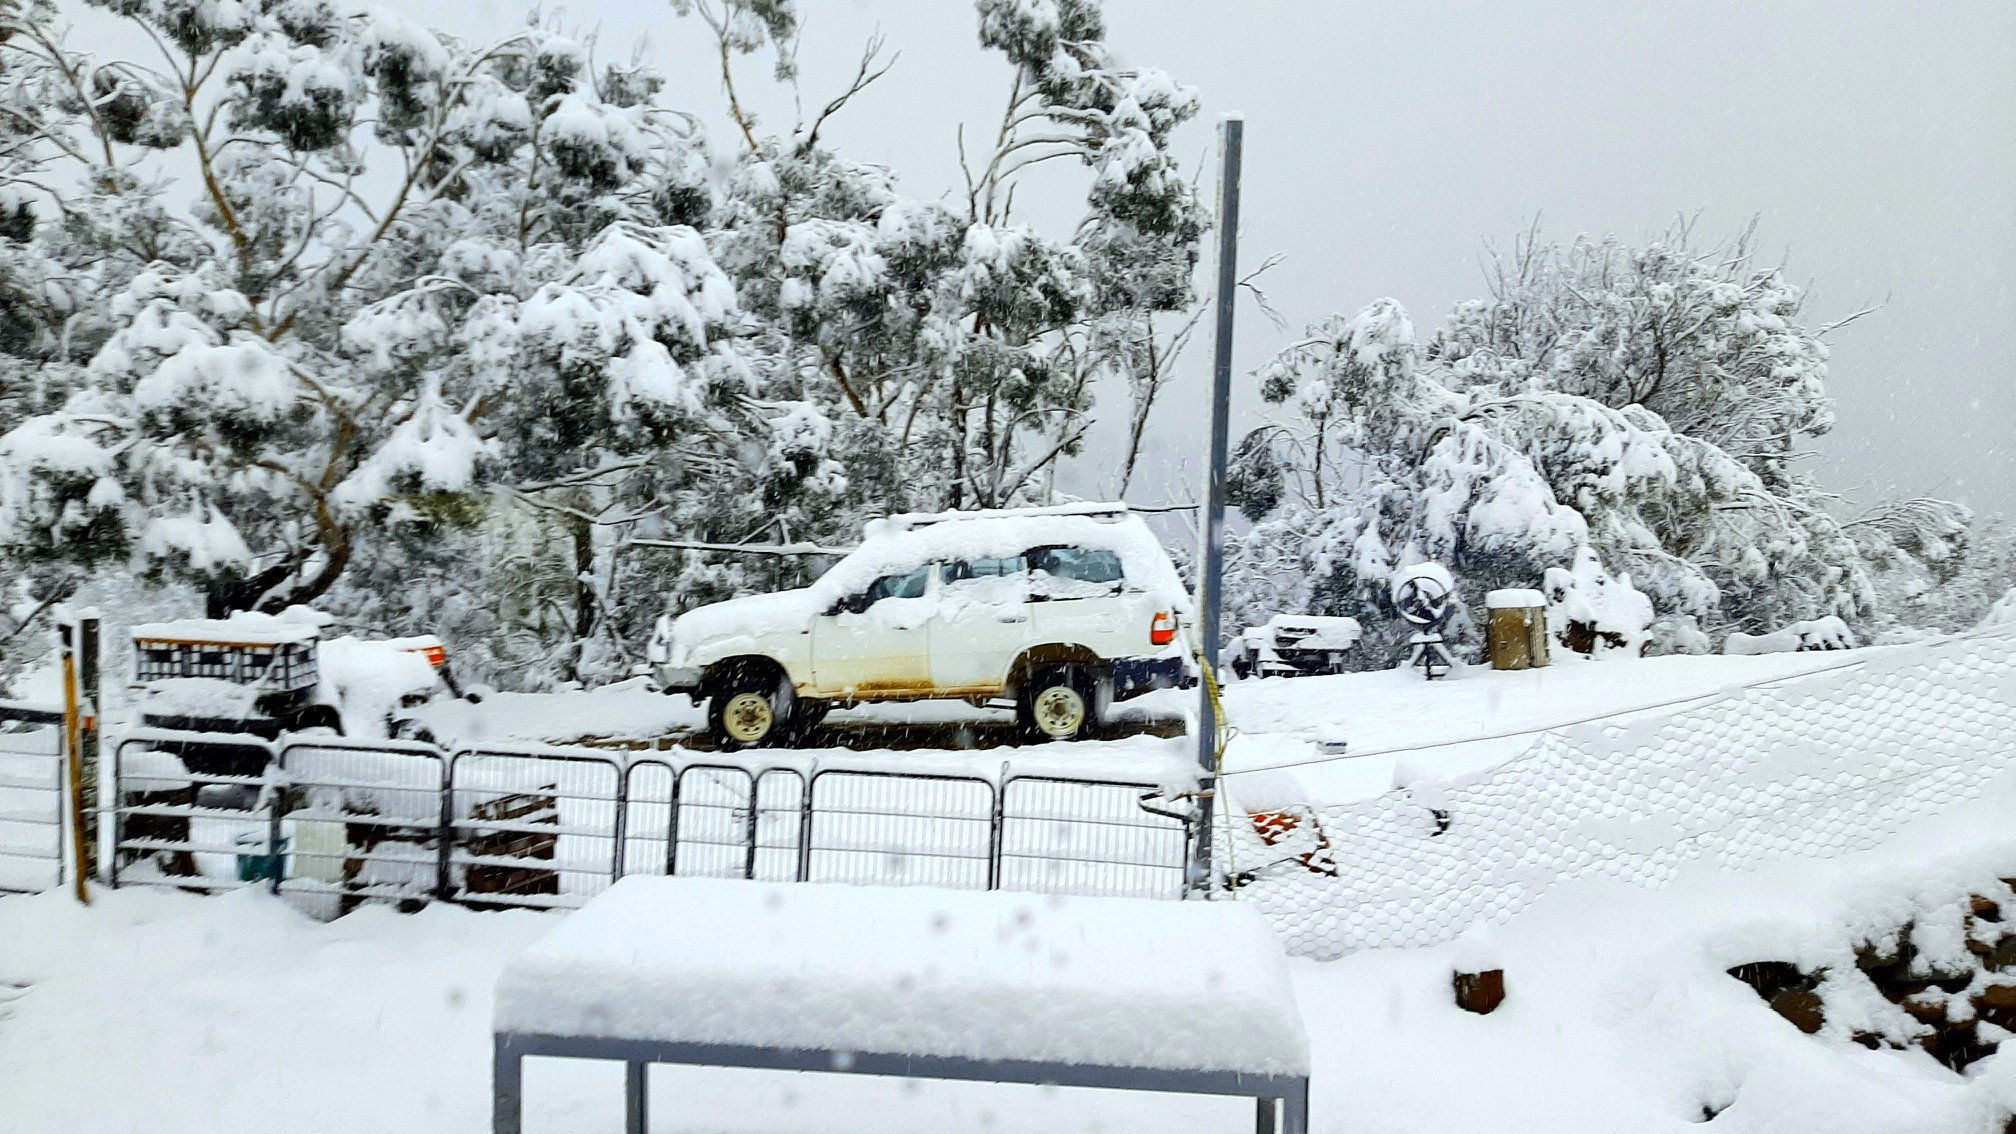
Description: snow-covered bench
xmin=492 ymin=876 xmax=1311 ymax=1133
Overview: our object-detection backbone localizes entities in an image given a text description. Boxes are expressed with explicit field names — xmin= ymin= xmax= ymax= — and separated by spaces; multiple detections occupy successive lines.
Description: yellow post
xmin=61 ymin=632 xmax=90 ymax=905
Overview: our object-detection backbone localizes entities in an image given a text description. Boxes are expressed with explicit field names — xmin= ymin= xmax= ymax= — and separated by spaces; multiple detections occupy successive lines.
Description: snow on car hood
xmin=669 ymin=587 xmax=827 ymax=660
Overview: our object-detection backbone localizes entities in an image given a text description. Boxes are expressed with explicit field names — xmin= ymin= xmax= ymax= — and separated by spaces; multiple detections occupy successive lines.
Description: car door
xmin=810 ymin=564 xmax=937 ymax=698
xmin=929 ymin=555 xmax=1033 ymax=695
xmin=1028 ymin=545 xmax=1138 ymax=657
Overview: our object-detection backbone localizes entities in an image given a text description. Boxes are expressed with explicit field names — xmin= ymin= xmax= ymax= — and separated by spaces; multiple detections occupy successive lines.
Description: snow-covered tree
xmin=683 ymin=0 xmax=1204 ymax=523
xmin=1852 ymin=503 xmax=2016 ymax=634
xmin=1227 ymin=229 xmax=1879 ymax=661
xmin=0 ymin=3 xmax=846 ymax=684
xmin=1 ymin=0 xmax=1205 ymax=686
xmin=1435 ymin=220 xmax=1842 ymax=493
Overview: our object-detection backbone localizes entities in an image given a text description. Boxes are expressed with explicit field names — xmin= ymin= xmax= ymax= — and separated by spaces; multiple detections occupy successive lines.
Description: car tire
xmin=707 ymin=664 xmax=794 ymax=750
xmin=1017 ymin=665 xmax=1099 ymax=743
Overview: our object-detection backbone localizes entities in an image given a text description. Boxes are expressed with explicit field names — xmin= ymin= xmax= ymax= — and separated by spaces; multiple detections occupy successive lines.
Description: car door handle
xmin=996 ymin=614 xmax=1029 ymax=624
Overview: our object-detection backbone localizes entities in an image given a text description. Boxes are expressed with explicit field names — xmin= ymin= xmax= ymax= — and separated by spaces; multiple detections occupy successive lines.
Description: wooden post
xmin=78 ymin=616 xmax=100 ymax=881
xmin=59 ymin=618 xmax=91 ymax=904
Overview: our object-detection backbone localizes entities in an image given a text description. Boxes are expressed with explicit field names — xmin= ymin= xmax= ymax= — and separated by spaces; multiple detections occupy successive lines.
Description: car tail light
xmin=410 ymin=645 xmax=447 ymax=667
xmin=1150 ymin=611 xmax=1176 ymax=646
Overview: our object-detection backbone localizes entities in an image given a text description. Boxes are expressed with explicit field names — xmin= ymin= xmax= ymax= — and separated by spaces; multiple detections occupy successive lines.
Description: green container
xmin=233 ymin=833 xmax=288 ymax=882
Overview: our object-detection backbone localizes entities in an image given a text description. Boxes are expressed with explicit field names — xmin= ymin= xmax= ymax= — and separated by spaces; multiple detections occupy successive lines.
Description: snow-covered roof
xmin=493 ymin=876 xmax=1308 ymax=1075
xmin=1485 ymin=589 xmax=1546 ymax=609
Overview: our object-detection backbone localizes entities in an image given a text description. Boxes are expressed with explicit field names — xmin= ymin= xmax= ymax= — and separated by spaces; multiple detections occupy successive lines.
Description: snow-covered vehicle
xmin=650 ymin=504 xmax=1194 ymax=747
xmin=1224 ymin=614 xmax=1364 ymax=679
xmin=132 ymin=612 xmax=472 ymax=773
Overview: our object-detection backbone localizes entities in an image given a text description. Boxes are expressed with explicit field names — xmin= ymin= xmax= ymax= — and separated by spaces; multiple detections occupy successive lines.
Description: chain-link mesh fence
xmin=1229 ymin=632 xmax=2016 ymax=959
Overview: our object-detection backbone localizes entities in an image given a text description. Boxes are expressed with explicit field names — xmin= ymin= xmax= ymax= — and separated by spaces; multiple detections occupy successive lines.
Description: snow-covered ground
xmin=6 ymin=638 xmax=2012 ymax=1131
xmin=5 ymin=779 xmax=2014 ymax=1133
xmin=405 ymin=642 xmax=1891 ymax=804
xmin=1216 ymin=644 xmax=1895 ymax=804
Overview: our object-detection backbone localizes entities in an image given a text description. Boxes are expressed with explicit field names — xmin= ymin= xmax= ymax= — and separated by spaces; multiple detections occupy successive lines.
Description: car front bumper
xmin=655 ymin=664 xmax=702 ymax=696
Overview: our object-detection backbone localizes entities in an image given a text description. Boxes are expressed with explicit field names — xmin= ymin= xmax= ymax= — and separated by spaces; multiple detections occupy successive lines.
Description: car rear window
xmin=1028 ymin=546 xmax=1125 ymax=597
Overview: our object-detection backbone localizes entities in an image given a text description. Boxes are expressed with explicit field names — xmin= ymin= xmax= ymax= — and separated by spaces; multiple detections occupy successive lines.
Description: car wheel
xmin=708 ymin=665 xmax=794 ymax=750
xmin=1017 ymin=665 xmax=1099 ymax=743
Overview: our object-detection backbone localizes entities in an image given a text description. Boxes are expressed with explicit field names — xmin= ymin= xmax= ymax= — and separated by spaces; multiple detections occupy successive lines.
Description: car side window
xmin=1027 ymin=546 xmax=1125 ymax=599
xmin=943 ymin=555 xmax=1030 ymax=604
xmin=861 ymin=564 xmax=933 ymax=605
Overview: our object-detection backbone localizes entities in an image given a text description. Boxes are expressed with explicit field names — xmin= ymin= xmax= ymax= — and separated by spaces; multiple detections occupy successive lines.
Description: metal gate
xmin=101 ymin=730 xmax=1196 ymax=909
xmin=109 ymin=731 xmax=279 ymax=892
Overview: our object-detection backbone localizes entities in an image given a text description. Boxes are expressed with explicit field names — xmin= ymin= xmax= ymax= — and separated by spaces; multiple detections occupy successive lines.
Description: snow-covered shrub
xmin=1724 ymin=615 xmax=1858 ymax=656
xmin=1543 ymin=548 xmax=1653 ymax=658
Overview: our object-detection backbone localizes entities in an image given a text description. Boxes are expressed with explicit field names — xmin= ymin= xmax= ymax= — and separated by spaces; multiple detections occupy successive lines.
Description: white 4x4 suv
xmin=650 ymin=504 xmax=1193 ymax=747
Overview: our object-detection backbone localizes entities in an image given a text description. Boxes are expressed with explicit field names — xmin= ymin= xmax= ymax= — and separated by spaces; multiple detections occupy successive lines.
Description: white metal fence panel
xmin=96 ymin=731 xmax=1193 ymax=910
xmin=0 ymin=727 xmax=62 ymax=894
xmin=110 ymin=732 xmax=278 ymax=892
xmin=668 ymin=764 xmax=757 ymax=879
xmin=999 ymin=776 xmax=1189 ymax=899
xmin=447 ymin=748 xmax=623 ymax=910
xmin=620 ymin=759 xmax=675 ymax=878
xmin=276 ymin=739 xmax=448 ymax=913
xmin=804 ymin=771 xmax=996 ymax=890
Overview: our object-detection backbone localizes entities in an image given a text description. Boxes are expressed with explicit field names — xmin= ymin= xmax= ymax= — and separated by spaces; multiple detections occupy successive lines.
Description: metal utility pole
xmin=1189 ymin=114 xmax=1243 ymax=896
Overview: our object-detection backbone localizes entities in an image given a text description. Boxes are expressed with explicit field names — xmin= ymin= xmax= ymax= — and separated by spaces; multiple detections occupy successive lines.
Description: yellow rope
xmin=1190 ymin=647 xmax=1238 ymax=895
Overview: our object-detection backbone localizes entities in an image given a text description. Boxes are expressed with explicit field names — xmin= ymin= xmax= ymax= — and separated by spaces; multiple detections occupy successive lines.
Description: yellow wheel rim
xmin=722 ymin=692 xmax=774 ymax=743
xmin=1032 ymin=685 xmax=1086 ymax=738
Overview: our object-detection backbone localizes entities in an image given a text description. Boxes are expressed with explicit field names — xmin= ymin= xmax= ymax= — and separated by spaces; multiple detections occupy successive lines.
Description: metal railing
xmin=103 ymin=730 xmax=1195 ymax=910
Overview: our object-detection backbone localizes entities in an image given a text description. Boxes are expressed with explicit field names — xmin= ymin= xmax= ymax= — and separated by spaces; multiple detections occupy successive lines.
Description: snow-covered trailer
xmin=1225 ymin=614 xmax=1364 ymax=679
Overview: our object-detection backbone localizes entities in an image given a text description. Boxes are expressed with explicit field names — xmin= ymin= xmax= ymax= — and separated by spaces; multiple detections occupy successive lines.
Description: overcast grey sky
xmin=70 ymin=1 xmax=2016 ymax=513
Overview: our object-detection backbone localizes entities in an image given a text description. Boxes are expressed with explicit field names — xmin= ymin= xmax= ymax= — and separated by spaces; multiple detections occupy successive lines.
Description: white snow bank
xmin=1725 ymin=615 xmax=1858 ymax=655
xmin=1218 ymin=643 xmax=1890 ymax=804
xmin=409 ymin=677 xmax=700 ymax=745
xmin=1233 ymin=632 xmax=2016 ymax=957
xmin=0 ymin=887 xmax=555 ymax=1134
xmin=494 ymin=876 xmax=1309 ymax=1075
xmin=1295 ymin=786 xmax=2016 ymax=1134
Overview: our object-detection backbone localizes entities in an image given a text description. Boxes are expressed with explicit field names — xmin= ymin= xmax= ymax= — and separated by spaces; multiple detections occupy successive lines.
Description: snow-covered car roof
xmin=824 ymin=505 xmax=1188 ymax=605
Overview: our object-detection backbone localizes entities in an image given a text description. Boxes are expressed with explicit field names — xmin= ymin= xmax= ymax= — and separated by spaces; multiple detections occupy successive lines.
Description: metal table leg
xmin=493 ymin=1037 xmax=523 ymax=1134
xmin=626 ymin=1059 xmax=649 ymax=1134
